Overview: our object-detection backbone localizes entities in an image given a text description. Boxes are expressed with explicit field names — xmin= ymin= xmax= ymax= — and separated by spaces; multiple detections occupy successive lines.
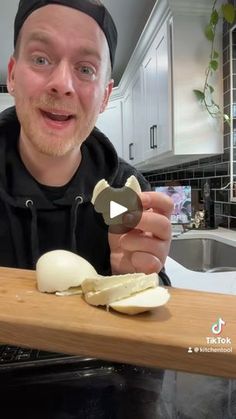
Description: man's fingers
xmin=119 ymin=230 xmax=168 ymax=263
xmin=120 ymin=228 xmax=169 ymax=268
xmin=109 ymin=190 xmax=173 ymax=276
xmin=131 ymin=252 xmax=162 ymax=274
xmin=123 ymin=210 xmax=171 ymax=241
xmin=140 ymin=191 xmax=173 ymax=218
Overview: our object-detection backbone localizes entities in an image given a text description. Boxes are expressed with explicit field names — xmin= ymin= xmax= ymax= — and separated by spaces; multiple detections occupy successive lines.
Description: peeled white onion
xmin=36 ymin=250 xmax=97 ymax=293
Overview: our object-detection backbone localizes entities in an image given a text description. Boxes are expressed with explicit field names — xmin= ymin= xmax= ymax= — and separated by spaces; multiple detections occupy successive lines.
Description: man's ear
xmin=100 ymin=79 xmax=114 ymax=113
xmin=7 ymin=56 xmax=16 ymax=96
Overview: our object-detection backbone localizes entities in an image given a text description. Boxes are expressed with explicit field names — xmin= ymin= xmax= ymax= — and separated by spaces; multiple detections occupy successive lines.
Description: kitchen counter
xmin=0 ymin=266 xmax=235 ymax=379
xmin=166 ymin=227 xmax=236 ymax=295
xmin=165 ymin=257 xmax=236 ymax=295
xmin=171 ymin=226 xmax=236 ymax=246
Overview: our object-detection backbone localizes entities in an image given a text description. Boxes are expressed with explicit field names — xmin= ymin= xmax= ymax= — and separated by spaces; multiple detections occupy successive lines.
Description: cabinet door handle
xmin=150 ymin=126 xmax=154 ymax=149
xmin=129 ymin=142 xmax=134 ymax=160
xmin=152 ymin=124 xmax=157 ymax=148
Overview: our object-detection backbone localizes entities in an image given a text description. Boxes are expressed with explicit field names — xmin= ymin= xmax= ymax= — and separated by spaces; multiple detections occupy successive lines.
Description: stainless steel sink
xmin=169 ymin=238 xmax=236 ymax=272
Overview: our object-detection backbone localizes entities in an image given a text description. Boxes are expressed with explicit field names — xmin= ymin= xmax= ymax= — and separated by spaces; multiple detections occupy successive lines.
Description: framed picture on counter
xmin=155 ymin=185 xmax=192 ymax=224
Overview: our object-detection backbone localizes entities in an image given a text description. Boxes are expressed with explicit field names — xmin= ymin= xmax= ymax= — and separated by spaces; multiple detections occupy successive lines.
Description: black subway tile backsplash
xmin=143 ymin=141 xmax=235 ymax=227
xmin=185 ymin=170 xmax=194 ymax=179
xmin=193 ymin=169 xmax=204 ymax=178
xmin=215 ymin=162 xmax=229 ymax=176
xmin=222 ymin=149 xmax=230 ymax=161
xmin=223 ymin=61 xmax=230 ymax=78
xmin=222 ymin=176 xmax=231 ymax=189
xmin=223 ymin=45 xmax=229 ymax=63
xmin=190 ymin=179 xmax=199 ymax=189
xmin=203 ymin=168 xmax=215 ymax=178
xmin=218 ymin=216 xmax=229 ymax=228
xmin=230 ymin=217 xmax=236 ymax=229
xmin=223 ymin=32 xmax=229 ymax=50
xmin=210 ymin=177 xmax=222 ymax=189
xmin=230 ymin=204 xmax=236 ymax=217
xmin=215 ymin=203 xmax=222 ymax=214
xmin=223 ymin=76 xmax=230 ymax=92
xmin=224 ymin=134 xmax=230 ymax=148
xmin=224 ymin=90 xmax=230 ymax=108
xmin=223 ymin=203 xmax=230 ymax=215
xmin=177 ymin=170 xmax=186 ymax=180
xmin=0 ymin=85 xmax=8 ymax=93
xmin=214 ymin=189 xmax=229 ymax=202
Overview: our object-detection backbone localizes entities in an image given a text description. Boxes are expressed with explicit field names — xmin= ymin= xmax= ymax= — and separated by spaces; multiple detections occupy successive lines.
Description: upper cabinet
xmin=136 ymin=9 xmax=223 ymax=171
xmin=142 ymin=19 xmax=172 ymax=161
xmin=104 ymin=0 xmax=224 ymax=170
xmin=96 ymin=100 xmax=123 ymax=157
xmin=170 ymin=13 xmax=222 ymax=157
xmin=123 ymin=68 xmax=144 ymax=165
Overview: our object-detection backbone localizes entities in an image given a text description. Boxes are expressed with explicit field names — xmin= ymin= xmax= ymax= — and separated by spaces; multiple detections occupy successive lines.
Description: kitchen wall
xmin=143 ymin=14 xmax=236 ymax=230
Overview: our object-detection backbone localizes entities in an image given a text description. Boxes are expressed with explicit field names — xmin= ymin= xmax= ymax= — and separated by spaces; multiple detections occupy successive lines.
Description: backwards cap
xmin=14 ymin=0 xmax=118 ymax=68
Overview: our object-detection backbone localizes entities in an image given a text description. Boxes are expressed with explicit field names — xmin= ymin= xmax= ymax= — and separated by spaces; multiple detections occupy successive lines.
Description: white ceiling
xmin=0 ymin=0 xmax=157 ymax=87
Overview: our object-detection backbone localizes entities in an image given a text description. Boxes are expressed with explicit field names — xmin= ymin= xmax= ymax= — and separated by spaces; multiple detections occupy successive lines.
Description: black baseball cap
xmin=14 ymin=0 xmax=118 ymax=68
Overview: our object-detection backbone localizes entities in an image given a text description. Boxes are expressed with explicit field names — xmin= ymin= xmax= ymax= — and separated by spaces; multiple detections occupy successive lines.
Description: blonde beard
xmin=22 ymin=124 xmax=81 ymax=157
xmin=16 ymin=97 xmax=97 ymax=157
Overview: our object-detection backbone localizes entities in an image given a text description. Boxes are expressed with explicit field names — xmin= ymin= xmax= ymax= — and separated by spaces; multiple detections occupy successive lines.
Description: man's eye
xmin=78 ymin=65 xmax=95 ymax=78
xmin=32 ymin=56 xmax=49 ymax=65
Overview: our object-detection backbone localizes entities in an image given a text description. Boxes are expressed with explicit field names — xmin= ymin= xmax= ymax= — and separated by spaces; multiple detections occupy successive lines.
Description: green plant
xmin=193 ymin=0 xmax=235 ymax=124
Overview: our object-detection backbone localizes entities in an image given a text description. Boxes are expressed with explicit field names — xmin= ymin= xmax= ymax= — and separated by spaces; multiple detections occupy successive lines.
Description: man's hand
xmin=109 ymin=191 xmax=173 ymax=274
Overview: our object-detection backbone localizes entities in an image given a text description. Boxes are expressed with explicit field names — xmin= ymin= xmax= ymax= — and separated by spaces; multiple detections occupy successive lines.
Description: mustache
xmin=34 ymin=96 xmax=77 ymax=114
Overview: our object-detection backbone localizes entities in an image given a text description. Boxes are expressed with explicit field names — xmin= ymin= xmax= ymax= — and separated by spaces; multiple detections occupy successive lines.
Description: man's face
xmin=7 ymin=5 xmax=113 ymax=157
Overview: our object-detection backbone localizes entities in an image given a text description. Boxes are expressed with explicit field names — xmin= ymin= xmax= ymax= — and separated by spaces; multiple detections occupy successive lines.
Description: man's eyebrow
xmin=26 ymin=31 xmax=53 ymax=45
xmin=26 ymin=31 xmax=102 ymax=61
xmin=77 ymin=47 xmax=102 ymax=62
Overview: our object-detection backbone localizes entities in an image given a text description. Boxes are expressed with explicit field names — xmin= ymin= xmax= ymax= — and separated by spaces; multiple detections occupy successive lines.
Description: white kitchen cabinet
xmin=0 ymin=93 xmax=14 ymax=113
xmin=135 ymin=10 xmax=223 ymax=171
xmin=110 ymin=0 xmax=224 ymax=171
xmin=122 ymin=90 xmax=133 ymax=162
xmin=142 ymin=20 xmax=172 ymax=161
xmin=96 ymin=100 xmax=123 ymax=157
xmin=171 ymin=14 xmax=222 ymax=156
xmin=123 ymin=68 xmax=144 ymax=165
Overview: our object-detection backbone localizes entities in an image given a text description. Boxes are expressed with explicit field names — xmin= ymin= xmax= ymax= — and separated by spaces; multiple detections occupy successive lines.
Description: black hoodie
xmin=0 ymin=106 xmax=152 ymax=275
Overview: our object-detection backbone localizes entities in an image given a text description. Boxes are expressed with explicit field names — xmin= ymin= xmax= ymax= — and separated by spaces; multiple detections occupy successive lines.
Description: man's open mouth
xmin=41 ymin=110 xmax=74 ymax=122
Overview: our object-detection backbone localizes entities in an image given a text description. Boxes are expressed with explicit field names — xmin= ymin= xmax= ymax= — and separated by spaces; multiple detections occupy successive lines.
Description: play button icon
xmin=110 ymin=201 xmax=128 ymax=219
xmin=93 ymin=185 xmax=143 ymax=234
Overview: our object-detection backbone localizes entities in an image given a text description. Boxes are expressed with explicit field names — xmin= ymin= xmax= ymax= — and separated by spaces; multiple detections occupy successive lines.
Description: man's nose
xmin=46 ymin=61 xmax=75 ymax=96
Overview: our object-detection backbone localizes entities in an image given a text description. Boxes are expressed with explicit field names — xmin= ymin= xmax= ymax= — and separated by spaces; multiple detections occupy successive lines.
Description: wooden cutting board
xmin=0 ymin=266 xmax=235 ymax=378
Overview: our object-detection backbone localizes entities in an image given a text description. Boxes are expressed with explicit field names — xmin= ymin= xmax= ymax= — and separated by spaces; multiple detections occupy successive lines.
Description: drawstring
xmin=70 ymin=196 xmax=83 ymax=252
xmin=5 ymin=202 xmax=26 ymax=267
xmin=25 ymin=199 xmax=39 ymax=267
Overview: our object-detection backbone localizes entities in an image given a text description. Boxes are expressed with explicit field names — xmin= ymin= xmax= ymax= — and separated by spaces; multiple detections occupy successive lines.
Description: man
xmin=0 ymin=0 xmax=173 ymax=417
xmin=1 ymin=0 xmax=173 ymax=277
